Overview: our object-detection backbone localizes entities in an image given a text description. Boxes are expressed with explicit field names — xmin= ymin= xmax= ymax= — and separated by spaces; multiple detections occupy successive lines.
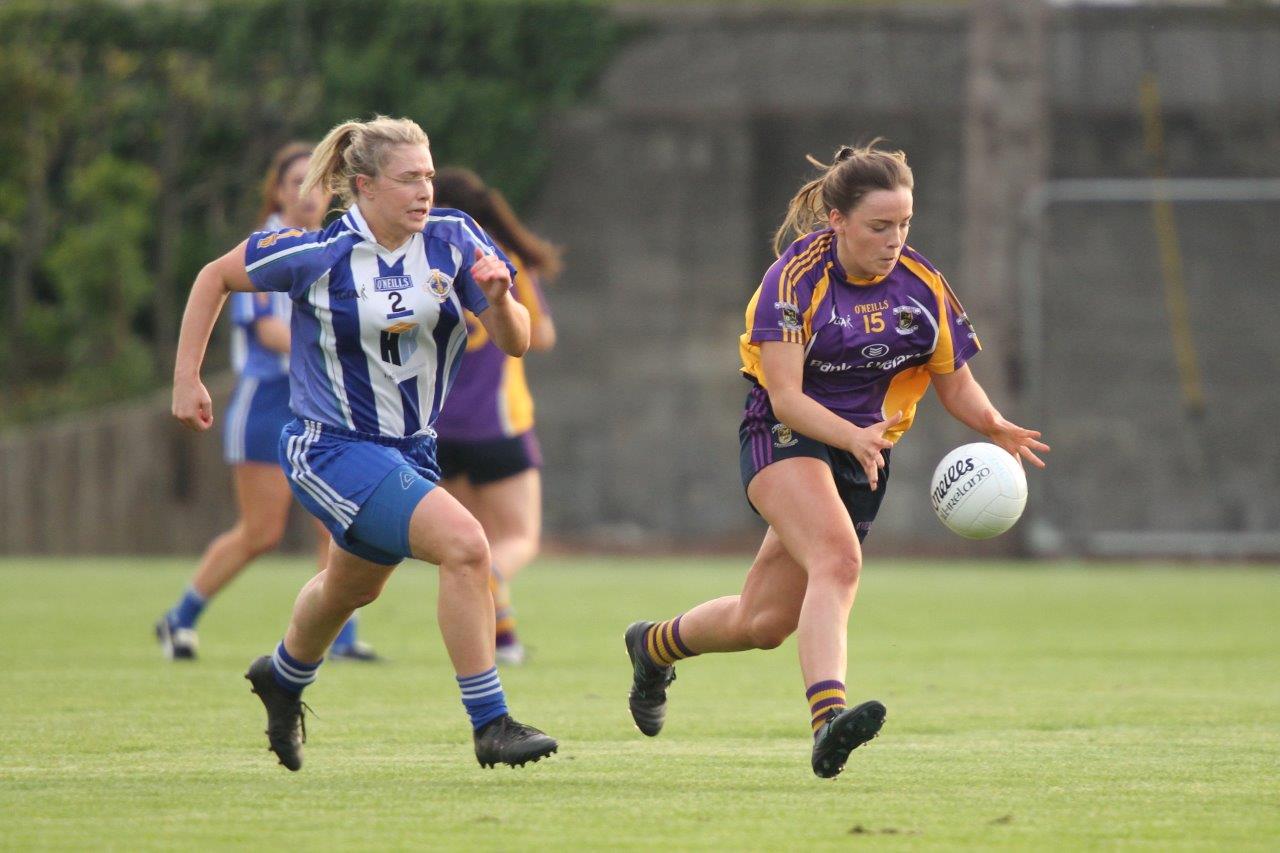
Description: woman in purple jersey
xmin=156 ymin=143 xmax=377 ymax=662
xmin=432 ymin=168 xmax=559 ymax=667
xmin=623 ymin=143 xmax=1050 ymax=779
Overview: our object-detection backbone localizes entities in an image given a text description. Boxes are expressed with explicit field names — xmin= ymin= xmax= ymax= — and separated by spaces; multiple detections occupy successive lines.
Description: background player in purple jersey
xmin=156 ymin=143 xmax=377 ymax=663
xmin=624 ymin=143 xmax=1050 ymax=779
xmin=171 ymin=116 xmax=557 ymax=771
xmin=432 ymin=168 xmax=560 ymax=667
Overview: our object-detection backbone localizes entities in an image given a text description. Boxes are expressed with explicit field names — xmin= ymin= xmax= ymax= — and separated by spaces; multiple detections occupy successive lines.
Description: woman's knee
xmin=809 ymin=552 xmax=862 ymax=588
xmin=337 ymin=582 xmax=382 ymax=611
xmin=436 ymin=520 xmax=491 ymax=573
xmin=239 ymin=518 xmax=287 ymax=557
xmin=746 ymin=611 xmax=798 ymax=650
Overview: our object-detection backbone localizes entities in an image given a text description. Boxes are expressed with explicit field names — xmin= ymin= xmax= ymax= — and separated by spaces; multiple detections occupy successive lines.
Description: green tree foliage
xmin=0 ymin=0 xmax=618 ymax=424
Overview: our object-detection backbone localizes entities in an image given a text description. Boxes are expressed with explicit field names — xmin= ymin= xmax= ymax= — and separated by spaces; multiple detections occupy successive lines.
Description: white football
xmin=930 ymin=442 xmax=1027 ymax=539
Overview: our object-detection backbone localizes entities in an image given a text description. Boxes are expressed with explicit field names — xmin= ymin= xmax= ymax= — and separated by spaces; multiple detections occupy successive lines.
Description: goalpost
xmin=1018 ymin=177 xmax=1280 ymax=559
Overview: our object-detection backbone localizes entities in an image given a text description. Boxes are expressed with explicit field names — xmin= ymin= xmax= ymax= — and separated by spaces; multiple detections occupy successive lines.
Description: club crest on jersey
xmin=255 ymin=228 xmax=304 ymax=249
xmin=772 ymin=423 xmax=799 ymax=448
xmin=893 ymin=305 xmax=921 ymax=335
xmin=775 ymin=301 xmax=801 ymax=332
xmin=425 ymin=269 xmax=454 ymax=301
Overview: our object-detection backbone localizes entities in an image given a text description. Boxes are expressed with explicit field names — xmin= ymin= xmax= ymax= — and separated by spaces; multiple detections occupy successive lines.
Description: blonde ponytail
xmin=301 ymin=115 xmax=431 ymax=209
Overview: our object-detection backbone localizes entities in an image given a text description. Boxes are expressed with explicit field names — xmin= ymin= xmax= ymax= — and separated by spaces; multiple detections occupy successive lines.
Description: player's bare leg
xmin=408 ymin=486 xmax=557 ymax=767
xmin=282 ymin=544 xmax=396 ymax=662
xmin=473 ymin=468 xmax=541 ymax=583
xmin=749 ymin=457 xmax=886 ymax=777
xmin=247 ymin=545 xmax=396 ymax=771
xmin=157 ymin=463 xmax=290 ymax=660
xmin=191 ymin=463 xmax=292 ymax=598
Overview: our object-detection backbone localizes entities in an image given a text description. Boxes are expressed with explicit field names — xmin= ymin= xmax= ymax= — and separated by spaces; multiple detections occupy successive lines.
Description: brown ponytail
xmin=432 ymin=167 xmax=563 ymax=281
xmin=772 ymin=140 xmax=913 ymax=256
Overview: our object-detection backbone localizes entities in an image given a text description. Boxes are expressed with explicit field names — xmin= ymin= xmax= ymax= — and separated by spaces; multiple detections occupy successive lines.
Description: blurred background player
xmin=171 ymin=116 xmax=558 ymax=772
xmin=624 ymin=143 xmax=1049 ymax=779
xmin=155 ymin=143 xmax=379 ymax=662
xmin=432 ymin=168 xmax=560 ymax=666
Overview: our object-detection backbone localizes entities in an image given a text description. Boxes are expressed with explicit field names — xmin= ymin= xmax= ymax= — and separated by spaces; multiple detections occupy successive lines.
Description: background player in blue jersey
xmin=432 ymin=168 xmax=560 ymax=667
xmin=171 ymin=116 xmax=557 ymax=771
xmin=623 ymin=143 xmax=1050 ymax=779
xmin=156 ymin=143 xmax=377 ymax=663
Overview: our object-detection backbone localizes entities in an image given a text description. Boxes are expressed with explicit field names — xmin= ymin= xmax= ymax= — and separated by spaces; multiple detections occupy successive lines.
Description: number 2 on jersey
xmin=386 ymin=291 xmax=413 ymax=320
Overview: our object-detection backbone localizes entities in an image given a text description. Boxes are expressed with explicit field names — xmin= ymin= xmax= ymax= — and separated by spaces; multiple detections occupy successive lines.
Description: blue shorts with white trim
xmin=279 ymin=418 xmax=439 ymax=565
xmin=224 ymin=375 xmax=291 ymax=465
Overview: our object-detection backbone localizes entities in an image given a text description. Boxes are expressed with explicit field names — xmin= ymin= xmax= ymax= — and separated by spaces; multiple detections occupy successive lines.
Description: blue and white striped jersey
xmin=229 ymin=214 xmax=291 ymax=379
xmin=244 ymin=204 xmax=511 ymax=438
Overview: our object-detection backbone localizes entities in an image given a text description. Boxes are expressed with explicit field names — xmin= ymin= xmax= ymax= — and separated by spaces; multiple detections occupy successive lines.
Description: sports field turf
xmin=1 ymin=556 xmax=1276 ymax=850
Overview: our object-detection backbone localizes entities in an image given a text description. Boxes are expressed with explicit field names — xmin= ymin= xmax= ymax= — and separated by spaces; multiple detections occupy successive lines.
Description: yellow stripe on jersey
xmin=801 ymin=263 xmax=833 ymax=342
xmin=510 ymin=253 xmax=544 ymax=327
xmin=878 ymin=252 xmax=980 ymax=443
xmin=498 ymin=355 xmax=534 ymax=436
xmin=779 ymin=235 xmax=831 ymax=344
xmin=740 ymin=234 xmax=833 ymax=383
xmin=494 ymin=249 xmax=542 ymax=435
xmin=739 ymin=285 xmax=768 ymax=385
xmin=880 ymin=365 xmax=931 ymax=444
xmin=898 ymin=253 xmax=980 ymax=375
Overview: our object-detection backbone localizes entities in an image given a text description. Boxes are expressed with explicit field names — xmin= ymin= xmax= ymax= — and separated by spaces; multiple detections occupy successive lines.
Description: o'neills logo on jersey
xmin=425 ymin=269 xmax=454 ymax=301
xmin=374 ymin=275 xmax=413 ymax=292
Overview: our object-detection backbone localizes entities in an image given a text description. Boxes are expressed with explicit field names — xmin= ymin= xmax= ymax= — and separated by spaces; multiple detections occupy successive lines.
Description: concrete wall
xmin=527 ymin=3 xmax=1280 ymax=552
xmin=3 ymin=3 xmax=1277 ymax=555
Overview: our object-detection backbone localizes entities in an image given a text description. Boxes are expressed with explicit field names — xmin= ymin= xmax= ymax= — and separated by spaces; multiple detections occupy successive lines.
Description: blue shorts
xmin=279 ymin=418 xmax=439 ymax=565
xmin=224 ymin=375 xmax=291 ymax=464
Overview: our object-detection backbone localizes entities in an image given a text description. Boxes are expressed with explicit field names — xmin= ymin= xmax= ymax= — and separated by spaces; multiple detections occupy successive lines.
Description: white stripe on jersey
xmin=307 ymin=271 xmax=355 ymax=429
xmin=350 ymin=247 xmax=410 ymax=433
xmin=246 ymin=230 xmax=353 ymax=275
xmin=907 ymin=294 xmax=940 ymax=355
xmin=431 ymin=241 xmax=471 ymax=417
xmin=428 ymin=213 xmax=492 ymax=255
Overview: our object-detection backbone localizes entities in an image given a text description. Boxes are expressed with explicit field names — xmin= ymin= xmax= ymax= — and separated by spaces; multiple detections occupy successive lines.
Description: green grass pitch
xmin=1 ymin=556 xmax=1277 ymax=849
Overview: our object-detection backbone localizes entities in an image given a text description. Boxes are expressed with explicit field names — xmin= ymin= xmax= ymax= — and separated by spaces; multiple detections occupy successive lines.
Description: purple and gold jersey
xmin=434 ymin=251 xmax=550 ymax=442
xmin=740 ymin=229 xmax=980 ymax=443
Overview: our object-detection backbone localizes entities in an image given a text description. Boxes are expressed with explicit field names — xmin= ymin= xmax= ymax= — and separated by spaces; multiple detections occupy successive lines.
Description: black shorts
xmin=738 ymin=390 xmax=890 ymax=542
xmin=435 ymin=431 xmax=542 ymax=486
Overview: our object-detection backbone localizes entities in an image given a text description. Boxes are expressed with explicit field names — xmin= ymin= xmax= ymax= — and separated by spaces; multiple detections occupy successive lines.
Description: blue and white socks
xmin=457 ymin=667 xmax=508 ymax=730
xmin=266 ymin=644 xmax=510 ymax=732
xmin=168 ymin=586 xmax=207 ymax=630
xmin=270 ymin=642 xmax=321 ymax=695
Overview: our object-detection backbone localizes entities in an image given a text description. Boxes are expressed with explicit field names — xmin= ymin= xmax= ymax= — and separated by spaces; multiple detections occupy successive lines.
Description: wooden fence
xmin=0 ymin=373 xmax=316 ymax=555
